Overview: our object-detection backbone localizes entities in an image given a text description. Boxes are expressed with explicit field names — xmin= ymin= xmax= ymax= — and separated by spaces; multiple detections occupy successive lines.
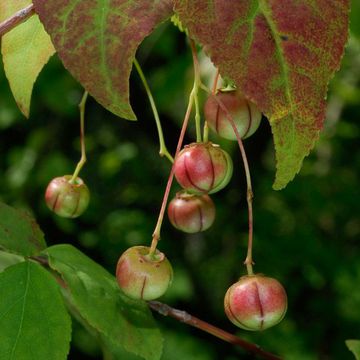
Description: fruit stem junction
xmin=70 ymin=90 xmax=88 ymax=184
xmin=134 ymin=58 xmax=174 ymax=163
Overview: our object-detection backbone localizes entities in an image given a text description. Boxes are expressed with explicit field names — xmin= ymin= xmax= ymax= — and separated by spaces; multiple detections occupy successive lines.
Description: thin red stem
xmin=212 ymin=69 xmax=220 ymax=94
xmin=200 ymin=84 xmax=254 ymax=275
xmin=148 ymin=301 xmax=282 ymax=360
xmin=149 ymin=94 xmax=193 ymax=255
xmin=0 ymin=4 xmax=36 ymax=37
xmin=149 ymin=40 xmax=202 ymax=255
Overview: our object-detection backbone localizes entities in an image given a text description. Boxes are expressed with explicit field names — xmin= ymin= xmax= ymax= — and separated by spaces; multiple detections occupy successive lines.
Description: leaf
xmin=45 ymin=244 xmax=163 ymax=360
xmin=346 ymin=340 xmax=360 ymax=360
xmin=0 ymin=250 xmax=24 ymax=273
xmin=0 ymin=201 xmax=46 ymax=256
xmin=350 ymin=0 xmax=360 ymax=38
xmin=0 ymin=0 xmax=55 ymax=118
xmin=33 ymin=0 xmax=174 ymax=120
xmin=0 ymin=261 xmax=71 ymax=360
xmin=175 ymin=0 xmax=350 ymax=189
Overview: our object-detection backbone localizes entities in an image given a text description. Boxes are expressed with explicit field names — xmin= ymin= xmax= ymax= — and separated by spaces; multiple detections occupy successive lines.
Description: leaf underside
xmin=0 ymin=201 xmax=46 ymax=256
xmin=0 ymin=0 xmax=55 ymax=118
xmin=33 ymin=0 xmax=174 ymax=120
xmin=45 ymin=244 xmax=163 ymax=360
xmin=0 ymin=261 xmax=71 ymax=360
xmin=175 ymin=0 xmax=350 ymax=189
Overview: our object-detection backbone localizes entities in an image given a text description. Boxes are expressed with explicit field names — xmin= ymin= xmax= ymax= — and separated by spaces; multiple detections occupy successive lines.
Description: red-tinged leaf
xmin=33 ymin=0 xmax=174 ymax=120
xmin=175 ymin=0 xmax=350 ymax=189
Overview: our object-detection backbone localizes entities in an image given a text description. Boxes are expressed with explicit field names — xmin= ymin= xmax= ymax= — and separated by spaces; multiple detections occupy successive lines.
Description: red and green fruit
xmin=224 ymin=274 xmax=287 ymax=331
xmin=116 ymin=246 xmax=173 ymax=301
xmin=45 ymin=175 xmax=90 ymax=218
xmin=204 ymin=90 xmax=262 ymax=140
xmin=174 ymin=142 xmax=233 ymax=194
xmin=168 ymin=191 xmax=216 ymax=233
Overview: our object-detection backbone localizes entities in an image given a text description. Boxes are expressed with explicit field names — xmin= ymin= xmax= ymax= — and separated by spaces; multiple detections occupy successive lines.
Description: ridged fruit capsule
xmin=168 ymin=191 xmax=216 ymax=233
xmin=174 ymin=142 xmax=233 ymax=194
xmin=204 ymin=90 xmax=262 ymax=140
xmin=45 ymin=175 xmax=90 ymax=218
xmin=224 ymin=274 xmax=287 ymax=331
xmin=116 ymin=246 xmax=173 ymax=301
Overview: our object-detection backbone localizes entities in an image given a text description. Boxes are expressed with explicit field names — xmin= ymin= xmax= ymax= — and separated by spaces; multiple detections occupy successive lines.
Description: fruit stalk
xmin=200 ymin=84 xmax=254 ymax=274
xmin=70 ymin=91 xmax=88 ymax=183
xmin=149 ymin=39 xmax=203 ymax=255
xmin=133 ymin=58 xmax=174 ymax=163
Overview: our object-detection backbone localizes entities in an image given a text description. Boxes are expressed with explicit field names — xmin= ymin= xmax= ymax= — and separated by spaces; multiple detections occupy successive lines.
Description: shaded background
xmin=0 ymin=5 xmax=359 ymax=360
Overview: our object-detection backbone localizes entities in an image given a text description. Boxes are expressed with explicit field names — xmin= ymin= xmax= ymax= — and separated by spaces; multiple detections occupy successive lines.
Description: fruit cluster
xmin=45 ymin=88 xmax=287 ymax=332
xmin=115 ymin=90 xmax=287 ymax=331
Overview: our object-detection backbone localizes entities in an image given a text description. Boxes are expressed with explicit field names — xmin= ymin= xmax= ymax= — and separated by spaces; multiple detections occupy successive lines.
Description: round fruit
xmin=224 ymin=274 xmax=287 ymax=331
xmin=168 ymin=191 xmax=216 ymax=233
xmin=204 ymin=90 xmax=262 ymax=140
xmin=116 ymin=246 xmax=173 ymax=301
xmin=174 ymin=142 xmax=233 ymax=194
xmin=45 ymin=175 xmax=90 ymax=218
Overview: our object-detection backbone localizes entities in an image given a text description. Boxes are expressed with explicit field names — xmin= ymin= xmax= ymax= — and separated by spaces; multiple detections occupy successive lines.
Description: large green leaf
xmin=45 ymin=244 xmax=163 ymax=360
xmin=0 ymin=261 xmax=71 ymax=360
xmin=33 ymin=0 xmax=174 ymax=120
xmin=347 ymin=340 xmax=360 ymax=360
xmin=175 ymin=0 xmax=349 ymax=189
xmin=0 ymin=201 xmax=46 ymax=256
xmin=0 ymin=0 xmax=55 ymax=118
xmin=350 ymin=0 xmax=360 ymax=38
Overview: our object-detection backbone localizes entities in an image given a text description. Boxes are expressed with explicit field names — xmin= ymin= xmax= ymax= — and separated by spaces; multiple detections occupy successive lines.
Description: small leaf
xmin=175 ymin=0 xmax=350 ymax=189
xmin=346 ymin=340 xmax=360 ymax=360
xmin=0 ymin=201 xmax=46 ymax=256
xmin=0 ymin=261 xmax=71 ymax=360
xmin=33 ymin=0 xmax=174 ymax=120
xmin=45 ymin=244 xmax=163 ymax=360
xmin=0 ymin=250 xmax=24 ymax=273
xmin=0 ymin=0 xmax=55 ymax=118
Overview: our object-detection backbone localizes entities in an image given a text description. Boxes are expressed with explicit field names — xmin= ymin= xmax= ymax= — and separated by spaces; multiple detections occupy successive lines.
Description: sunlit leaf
xmin=346 ymin=340 xmax=360 ymax=360
xmin=0 ymin=0 xmax=55 ymax=117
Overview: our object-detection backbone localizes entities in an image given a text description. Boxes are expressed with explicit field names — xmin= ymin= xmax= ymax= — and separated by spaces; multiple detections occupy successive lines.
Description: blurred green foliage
xmin=0 ymin=10 xmax=360 ymax=360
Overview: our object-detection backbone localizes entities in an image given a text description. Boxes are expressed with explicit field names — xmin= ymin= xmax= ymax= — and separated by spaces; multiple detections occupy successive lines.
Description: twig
xmin=0 ymin=4 xmax=36 ymax=37
xmin=148 ymin=301 xmax=282 ymax=360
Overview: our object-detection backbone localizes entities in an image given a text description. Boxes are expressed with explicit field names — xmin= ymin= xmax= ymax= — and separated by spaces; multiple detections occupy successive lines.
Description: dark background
xmin=0 ymin=7 xmax=359 ymax=360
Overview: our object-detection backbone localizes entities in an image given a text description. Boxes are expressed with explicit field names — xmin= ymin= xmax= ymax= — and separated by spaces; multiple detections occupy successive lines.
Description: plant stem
xmin=189 ymin=40 xmax=202 ymax=143
xmin=148 ymin=301 xmax=282 ymax=360
xmin=203 ymin=68 xmax=220 ymax=142
xmin=149 ymin=90 xmax=194 ymax=255
xmin=212 ymin=68 xmax=220 ymax=94
xmin=133 ymin=58 xmax=174 ymax=163
xmin=149 ymin=40 xmax=203 ymax=255
xmin=70 ymin=91 xmax=88 ymax=183
xmin=200 ymin=83 xmax=255 ymax=275
xmin=0 ymin=4 xmax=35 ymax=37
